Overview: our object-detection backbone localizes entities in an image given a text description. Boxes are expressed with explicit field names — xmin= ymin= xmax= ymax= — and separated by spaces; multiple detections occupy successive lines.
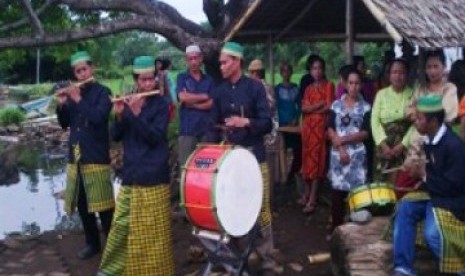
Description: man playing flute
xmin=56 ymin=51 xmax=115 ymax=260
xmin=98 ymin=56 xmax=175 ymax=276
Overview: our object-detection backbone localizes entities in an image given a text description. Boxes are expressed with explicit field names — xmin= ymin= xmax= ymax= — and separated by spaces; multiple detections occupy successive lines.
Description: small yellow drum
xmin=348 ymin=182 xmax=397 ymax=213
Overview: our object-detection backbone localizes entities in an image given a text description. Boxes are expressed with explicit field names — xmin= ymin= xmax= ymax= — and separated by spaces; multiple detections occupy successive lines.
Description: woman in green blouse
xmin=371 ymin=59 xmax=413 ymax=184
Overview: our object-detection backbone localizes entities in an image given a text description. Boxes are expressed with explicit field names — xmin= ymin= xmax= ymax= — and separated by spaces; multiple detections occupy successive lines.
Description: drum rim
xmin=349 ymin=182 xmax=394 ymax=195
xmin=179 ymin=145 xmax=197 ymax=227
xmin=210 ymin=147 xmax=234 ymax=233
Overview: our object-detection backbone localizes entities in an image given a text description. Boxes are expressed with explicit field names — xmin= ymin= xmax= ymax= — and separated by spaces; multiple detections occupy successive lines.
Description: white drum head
xmin=215 ymin=148 xmax=263 ymax=237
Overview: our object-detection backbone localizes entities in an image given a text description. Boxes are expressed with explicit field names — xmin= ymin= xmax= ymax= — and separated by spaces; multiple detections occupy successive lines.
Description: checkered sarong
xmin=99 ymin=184 xmax=175 ymax=276
xmin=64 ymin=164 xmax=114 ymax=214
xmin=434 ymin=207 xmax=465 ymax=273
xmin=259 ymin=163 xmax=272 ymax=229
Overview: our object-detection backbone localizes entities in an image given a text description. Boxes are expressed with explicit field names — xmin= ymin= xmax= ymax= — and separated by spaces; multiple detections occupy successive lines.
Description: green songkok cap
xmin=221 ymin=42 xmax=244 ymax=59
xmin=416 ymin=94 xmax=444 ymax=113
xmin=133 ymin=56 xmax=155 ymax=74
xmin=70 ymin=51 xmax=91 ymax=66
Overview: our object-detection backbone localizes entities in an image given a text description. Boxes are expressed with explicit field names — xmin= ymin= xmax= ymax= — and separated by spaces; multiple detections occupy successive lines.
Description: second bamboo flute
xmin=111 ymin=90 xmax=161 ymax=103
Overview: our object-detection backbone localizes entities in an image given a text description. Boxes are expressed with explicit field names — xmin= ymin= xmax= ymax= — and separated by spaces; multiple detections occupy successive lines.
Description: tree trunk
xmin=330 ymin=216 xmax=438 ymax=276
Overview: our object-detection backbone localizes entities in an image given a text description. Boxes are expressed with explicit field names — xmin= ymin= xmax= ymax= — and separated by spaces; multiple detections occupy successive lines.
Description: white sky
xmin=162 ymin=0 xmax=207 ymax=23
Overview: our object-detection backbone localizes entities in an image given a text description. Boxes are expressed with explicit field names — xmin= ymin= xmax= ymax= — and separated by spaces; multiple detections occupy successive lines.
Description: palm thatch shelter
xmin=223 ymin=0 xmax=465 ymax=83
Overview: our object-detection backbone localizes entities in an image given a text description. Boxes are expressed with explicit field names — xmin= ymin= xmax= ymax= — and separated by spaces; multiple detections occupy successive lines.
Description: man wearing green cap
xmin=204 ymin=42 xmax=277 ymax=274
xmin=56 ymin=50 xmax=114 ymax=260
xmin=392 ymin=94 xmax=465 ymax=276
xmin=98 ymin=56 xmax=174 ymax=276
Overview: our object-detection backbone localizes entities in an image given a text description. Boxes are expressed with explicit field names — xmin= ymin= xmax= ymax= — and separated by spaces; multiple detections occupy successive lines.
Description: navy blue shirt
xmin=424 ymin=126 xmax=465 ymax=220
xmin=111 ymin=95 xmax=170 ymax=186
xmin=275 ymin=82 xmax=301 ymax=126
xmin=176 ymin=71 xmax=213 ymax=137
xmin=206 ymin=76 xmax=272 ymax=162
xmin=56 ymin=82 xmax=112 ymax=164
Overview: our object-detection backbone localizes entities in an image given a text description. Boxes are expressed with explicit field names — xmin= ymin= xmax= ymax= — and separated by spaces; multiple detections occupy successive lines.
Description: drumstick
xmin=381 ymin=159 xmax=428 ymax=174
xmin=111 ymin=90 xmax=161 ymax=103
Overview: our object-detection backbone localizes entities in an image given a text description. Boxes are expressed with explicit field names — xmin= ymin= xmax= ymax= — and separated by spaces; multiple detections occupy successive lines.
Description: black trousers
xmin=331 ymin=189 xmax=349 ymax=232
xmin=77 ymin=170 xmax=114 ymax=249
xmin=284 ymin=133 xmax=302 ymax=183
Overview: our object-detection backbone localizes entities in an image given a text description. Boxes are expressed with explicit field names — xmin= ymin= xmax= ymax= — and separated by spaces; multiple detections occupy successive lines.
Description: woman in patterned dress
xmin=327 ymin=69 xmax=371 ymax=231
xmin=300 ymin=55 xmax=335 ymax=214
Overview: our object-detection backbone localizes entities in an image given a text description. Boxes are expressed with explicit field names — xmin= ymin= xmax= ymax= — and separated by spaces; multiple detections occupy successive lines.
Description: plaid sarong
xmin=100 ymin=184 xmax=175 ymax=276
xmin=433 ymin=207 xmax=465 ymax=273
xmin=64 ymin=164 xmax=115 ymax=214
xmin=259 ymin=163 xmax=272 ymax=229
xmin=376 ymin=120 xmax=411 ymax=180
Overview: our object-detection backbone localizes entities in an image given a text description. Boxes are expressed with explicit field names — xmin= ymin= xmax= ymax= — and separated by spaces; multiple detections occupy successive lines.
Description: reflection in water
xmin=0 ymin=141 xmax=119 ymax=239
xmin=0 ymin=142 xmax=70 ymax=239
xmin=0 ymin=170 xmax=66 ymax=239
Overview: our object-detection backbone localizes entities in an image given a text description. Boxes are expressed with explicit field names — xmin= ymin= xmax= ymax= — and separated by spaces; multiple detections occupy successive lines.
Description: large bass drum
xmin=180 ymin=144 xmax=263 ymax=237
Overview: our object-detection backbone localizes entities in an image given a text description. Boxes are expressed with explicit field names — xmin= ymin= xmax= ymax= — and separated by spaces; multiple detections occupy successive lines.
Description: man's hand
xmin=56 ymin=92 xmax=67 ymax=106
xmin=113 ymin=100 xmax=125 ymax=121
xmin=178 ymin=89 xmax=190 ymax=104
xmin=126 ymin=95 xmax=144 ymax=117
xmin=225 ymin=116 xmax=250 ymax=128
xmin=67 ymin=86 xmax=81 ymax=103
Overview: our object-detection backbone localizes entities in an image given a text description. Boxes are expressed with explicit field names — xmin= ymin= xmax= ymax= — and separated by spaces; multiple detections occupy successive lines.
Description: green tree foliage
xmin=243 ymin=42 xmax=390 ymax=81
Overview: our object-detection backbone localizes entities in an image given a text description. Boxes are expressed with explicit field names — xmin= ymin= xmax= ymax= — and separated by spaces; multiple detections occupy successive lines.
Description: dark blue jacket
xmin=56 ymin=82 xmax=112 ymax=164
xmin=176 ymin=71 xmax=213 ymax=137
xmin=206 ymin=76 xmax=272 ymax=162
xmin=424 ymin=127 xmax=465 ymax=220
xmin=111 ymin=95 xmax=170 ymax=186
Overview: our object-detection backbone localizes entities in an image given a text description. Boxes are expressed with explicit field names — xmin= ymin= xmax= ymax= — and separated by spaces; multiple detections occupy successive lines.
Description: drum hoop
xmin=179 ymin=145 xmax=199 ymax=227
xmin=180 ymin=144 xmax=238 ymax=235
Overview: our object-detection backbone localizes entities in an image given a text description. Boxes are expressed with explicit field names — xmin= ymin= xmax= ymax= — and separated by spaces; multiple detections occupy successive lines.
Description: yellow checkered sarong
xmin=64 ymin=164 xmax=115 ymax=214
xmin=100 ymin=184 xmax=175 ymax=276
xmin=434 ymin=207 xmax=465 ymax=273
xmin=259 ymin=163 xmax=272 ymax=229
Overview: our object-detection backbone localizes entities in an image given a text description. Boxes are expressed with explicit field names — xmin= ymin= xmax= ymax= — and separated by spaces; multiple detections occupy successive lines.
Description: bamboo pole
xmin=223 ymin=0 xmax=264 ymax=42
xmin=360 ymin=0 xmax=403 ymax=44
xmin=345 ymin=0 xmax=354 ymax=64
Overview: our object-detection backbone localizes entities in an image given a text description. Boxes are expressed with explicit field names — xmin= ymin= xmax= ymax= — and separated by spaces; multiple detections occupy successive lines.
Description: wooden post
xmin=36 ymin=48 xmax=40 ymax=84
xmin=267 ymin=35 xmax=275 ymax=86
xmin=345 ymin=0 xmax=354 ymax=64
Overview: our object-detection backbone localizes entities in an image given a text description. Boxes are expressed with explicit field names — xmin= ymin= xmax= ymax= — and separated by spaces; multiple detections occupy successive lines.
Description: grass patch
xmin=0 ymin=107 xmax=26 ymax=126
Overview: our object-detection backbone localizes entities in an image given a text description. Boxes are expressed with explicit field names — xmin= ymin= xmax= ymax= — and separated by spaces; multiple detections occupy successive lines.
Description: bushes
xmin=0 ymin=107 xmax=26 ymax=126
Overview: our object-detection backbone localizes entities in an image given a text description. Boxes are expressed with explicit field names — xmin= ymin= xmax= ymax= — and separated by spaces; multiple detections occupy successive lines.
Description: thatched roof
xmin=367 ymin=0 xmax=465 ymax=48
xmin=225 ymin=0 xmax=465 ymax=48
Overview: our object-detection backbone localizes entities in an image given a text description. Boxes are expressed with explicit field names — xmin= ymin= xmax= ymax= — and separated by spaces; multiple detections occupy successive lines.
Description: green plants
xmin=0 ymin=107 xmax=26 ymax=126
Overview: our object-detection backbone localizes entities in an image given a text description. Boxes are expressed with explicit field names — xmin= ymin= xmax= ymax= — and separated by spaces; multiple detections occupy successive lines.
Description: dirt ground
xmin=0 ymin=185 xmax=334 ymax=276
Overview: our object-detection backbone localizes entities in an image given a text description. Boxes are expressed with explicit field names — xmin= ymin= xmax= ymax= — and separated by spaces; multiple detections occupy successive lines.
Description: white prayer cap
xmin=186 ymin=45 xmax=201 ymax=54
